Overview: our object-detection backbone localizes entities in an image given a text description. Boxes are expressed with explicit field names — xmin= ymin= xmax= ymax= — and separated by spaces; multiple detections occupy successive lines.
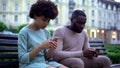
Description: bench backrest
xmin=89 ymin=40 xmax=107 ymax=55
xmin=0 ymin=34 xmax=107 ymax=67
xmin=0 ymin=33 xmax=18 ymax=68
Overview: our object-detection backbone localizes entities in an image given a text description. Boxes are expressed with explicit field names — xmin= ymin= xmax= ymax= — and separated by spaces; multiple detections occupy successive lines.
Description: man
xmin=53 ymin=10 xmax=111 ymax=68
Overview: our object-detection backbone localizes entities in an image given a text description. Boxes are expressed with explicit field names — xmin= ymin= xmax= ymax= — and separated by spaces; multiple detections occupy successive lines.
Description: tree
xmin=0 ymin=21 xmax=8 ymax=32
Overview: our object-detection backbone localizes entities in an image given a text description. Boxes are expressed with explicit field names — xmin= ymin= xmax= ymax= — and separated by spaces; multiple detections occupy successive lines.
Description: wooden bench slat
xmin=90 ymin=43 xmax=104 ymax=46
xmin=90 ymin=45 xmax=104 ymax=47
xmin=0 ymin=34 xmax=18 ymax=67
xmin=0 ymin=61 xmax=19 ymax=67
xmin=0 ymin=46 xmax=17 ymax=52
xmin=0 ymin=39 xmax=17 ymax=46
xmin=89 ymin=40 xmax=103 ymax=43
xmin=111 ymin=64 xmax=120 ymax=68
xmin=0 ymin=54 xmax=18 ymax=59
xmin=89 ymin=40 xmax=107 ymax=55
xmin=100 ymin=52 xmax=107 ymax=55
xmin=95 ymin=47 xmax=105 ymax=50
xmin=0 ymin=34 xmax=18 ymax=40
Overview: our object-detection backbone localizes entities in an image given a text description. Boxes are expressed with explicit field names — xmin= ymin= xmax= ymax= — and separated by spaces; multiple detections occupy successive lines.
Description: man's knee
xmin=97 ymin=56 xmax=111 ymax=67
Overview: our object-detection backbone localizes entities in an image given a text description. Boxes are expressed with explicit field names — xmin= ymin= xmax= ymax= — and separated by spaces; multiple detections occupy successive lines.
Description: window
xmin=27 ymin=3 xmax=31 ymax=11
xmin=92 ymin=10 xmax=94 ymax=16
xmin=91 ymin=0 xmax=94 ymax=6
xmin=99 ymin=21 xmax=101 ymax=28
xmin=15 ymin=3 xmax=18 ymax=11
xmin=2 ymin=15 xmax=6 ymax=21
xmin=69 ymin=0 xmax=75 ymax=9
xmin=104 ymin=22 xmax=105 ymax=28
xmin=69 ymin=9 xmax=73 ymax=17
xmin=98 ymin=2 xmax=101 ymax=7
xmin=91 ymin=20 xmax=95 ymax=27
xmin=26 ymin=15 xmax=30 ymax=22
xmin=56 ymin=0 xmax=59 ymax=3
xmin=3 ymin=3 xmax=6 ymax=11
xmin=113 ymin=6 xmax=116 ymax=11
xmin=55 ymin=18 xmax=59 ymax=25
xmin=107 ymin=22 xmax=111 ymax=29
xmin=103 ymin=4 xmax=105 ymax=8
xmin=14 ymin=15 xmax=18 ymax=22
xmin=82 ymin=0 xmax=85 ymax=6
xmin=108 ymin=5 xmax=111 ymax=10
xmin=83 ymin=9 xmax=85 ymax=12
xmin=92 ymin=32 xmax=94 ymax=38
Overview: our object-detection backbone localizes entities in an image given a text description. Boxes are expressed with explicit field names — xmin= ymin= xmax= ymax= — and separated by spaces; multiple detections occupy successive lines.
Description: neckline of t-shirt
xmin=25 ymin=26 xmax=44 ymax=32
xmin=64 ymin=26 xmax=82 ymax=35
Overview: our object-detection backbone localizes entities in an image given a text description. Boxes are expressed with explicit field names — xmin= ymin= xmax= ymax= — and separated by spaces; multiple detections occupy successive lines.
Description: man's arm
xmin=53 ymin=28 xmax=84 ymax=61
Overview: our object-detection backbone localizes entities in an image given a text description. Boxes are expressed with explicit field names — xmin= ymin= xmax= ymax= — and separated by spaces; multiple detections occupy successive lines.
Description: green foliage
xmin=7 ymin=29 xmax=19 ymax=33
xmin=0 ymin=21 xmax=8 ymax=32
xmin=108 ymin=53 xmax=120 ymax=63
xmin=49 ymin=29 xmax=54 ymax=36
xmin=18 ymin=23 xmax=28 ymax=32
xmin=105 ymin=44 xmax=120 ymax=64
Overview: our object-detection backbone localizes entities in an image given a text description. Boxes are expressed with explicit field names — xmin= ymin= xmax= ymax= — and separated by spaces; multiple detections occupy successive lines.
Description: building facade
xmin=0 ymin=0 xmax=120 ymax=44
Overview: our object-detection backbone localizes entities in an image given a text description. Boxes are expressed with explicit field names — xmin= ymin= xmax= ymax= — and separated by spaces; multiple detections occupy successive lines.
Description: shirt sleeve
xmin=18 ymin=32 xmax=30 ymax=64
xmin=53 ymin=28 xmax=83 ymax=61
xmin=83 ymin=31 xmax=90 ymax=50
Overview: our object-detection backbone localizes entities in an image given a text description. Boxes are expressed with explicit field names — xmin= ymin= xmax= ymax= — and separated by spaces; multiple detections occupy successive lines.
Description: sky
xmin=115 ymin=0 xmax=120 ymax=2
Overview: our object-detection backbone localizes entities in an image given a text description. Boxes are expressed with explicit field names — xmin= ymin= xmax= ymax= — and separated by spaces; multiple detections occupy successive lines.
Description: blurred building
xmin=0 ymin=0 xmax=37 ymax=28
xmin=0 ymin=0 xmax=120 ymax=44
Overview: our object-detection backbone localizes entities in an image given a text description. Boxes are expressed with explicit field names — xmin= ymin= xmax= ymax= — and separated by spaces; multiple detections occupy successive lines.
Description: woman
xmin=18 ymin=0 xmax=68 ymax=68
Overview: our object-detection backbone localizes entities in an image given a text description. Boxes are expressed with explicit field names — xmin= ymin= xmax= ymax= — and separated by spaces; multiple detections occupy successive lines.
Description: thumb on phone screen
xmin=53 ymin=37 xmax=60 ymax=42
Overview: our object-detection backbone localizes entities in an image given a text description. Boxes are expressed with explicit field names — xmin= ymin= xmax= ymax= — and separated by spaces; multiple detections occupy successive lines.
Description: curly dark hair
xmin=29 ymin=0 xmax=58 ymax=19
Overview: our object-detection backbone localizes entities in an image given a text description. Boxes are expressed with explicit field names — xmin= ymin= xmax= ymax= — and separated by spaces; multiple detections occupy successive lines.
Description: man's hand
xmin=83 ymin=48 xmax=98 ymax=59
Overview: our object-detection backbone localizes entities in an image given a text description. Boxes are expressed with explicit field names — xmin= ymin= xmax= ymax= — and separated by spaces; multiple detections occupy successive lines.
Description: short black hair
xmin=71 ymin=10 xmax=86 ymax=20
xmin=29 ymin=0 xmax=58 ymax=19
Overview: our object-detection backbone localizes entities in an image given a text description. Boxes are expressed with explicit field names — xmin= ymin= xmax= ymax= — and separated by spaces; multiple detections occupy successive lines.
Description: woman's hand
xmin=39 ymin=40 xmax=50 ymax=49
xmin=44 ymin=39 xmax=59 ymax=60
xmin=40 ymin=39 xmax=58 ymax=50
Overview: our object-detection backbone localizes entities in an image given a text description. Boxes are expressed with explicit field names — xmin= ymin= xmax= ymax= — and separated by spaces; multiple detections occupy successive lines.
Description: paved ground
xmin=111 ymin=64 xmax=120 ymax=68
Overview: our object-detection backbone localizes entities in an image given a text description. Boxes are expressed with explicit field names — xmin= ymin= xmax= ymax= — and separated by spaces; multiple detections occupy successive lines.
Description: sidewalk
xmin=111 ymin=64 xmax=120 ymax=68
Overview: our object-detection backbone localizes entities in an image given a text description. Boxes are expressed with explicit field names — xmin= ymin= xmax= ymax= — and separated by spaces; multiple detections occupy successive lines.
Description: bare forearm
xmin=53 ymin=50 xmax=83 ymax=61
xmin=29 ymin=46 xmax=43 ymax=60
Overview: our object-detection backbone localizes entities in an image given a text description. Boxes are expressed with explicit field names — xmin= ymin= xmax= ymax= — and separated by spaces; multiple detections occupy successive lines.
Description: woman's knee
xmin=47 ymin=66 xmax=56 ymax=68
xmin=60 ymin=58 xmax=84 ymax=68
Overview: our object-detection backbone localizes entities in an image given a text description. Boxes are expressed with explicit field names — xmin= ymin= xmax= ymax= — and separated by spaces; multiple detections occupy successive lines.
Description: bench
xmin=89 ymin=40 xmax=107 ymax=55
xmin=0 ymin=33 xmax=18 ymax=68
xmin=0 ymin=33 xmax=119 ymax=68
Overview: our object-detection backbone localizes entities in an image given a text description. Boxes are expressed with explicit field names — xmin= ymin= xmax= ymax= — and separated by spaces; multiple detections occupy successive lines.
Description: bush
xmin=49 ymin=29 xmax=54 ymax=36
xmin=105 ymin=44 xmax=120 ymax=64
xmin=18 ymin=24 xmax=28 ymax=32
xmin=7 ymin=29 xmax=19 ymax=33
xmin=108 ymin=52 xmax=120 ymax=63
xmin=0 ymin=21 xmax=8 ymax=32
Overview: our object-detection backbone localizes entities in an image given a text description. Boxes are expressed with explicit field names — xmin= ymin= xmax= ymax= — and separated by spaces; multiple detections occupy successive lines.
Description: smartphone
xmin=52 ymin=37 xmax=60 ymax=42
